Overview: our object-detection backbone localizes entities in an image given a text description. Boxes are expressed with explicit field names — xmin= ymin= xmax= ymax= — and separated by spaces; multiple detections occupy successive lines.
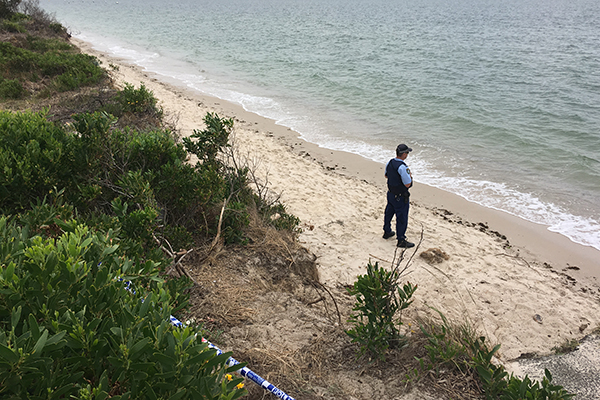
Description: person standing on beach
xmin=383 ymin=144 xmax=415 ymax=248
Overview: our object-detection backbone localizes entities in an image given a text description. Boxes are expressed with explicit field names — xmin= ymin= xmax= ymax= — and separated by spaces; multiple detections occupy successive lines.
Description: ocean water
xmin=39 ymin=0 xmax=600 ymax=252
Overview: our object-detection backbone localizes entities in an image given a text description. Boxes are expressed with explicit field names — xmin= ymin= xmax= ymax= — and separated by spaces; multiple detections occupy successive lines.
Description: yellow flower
xmin=226 ymin=374 xmax=232 ymax=381
xmin=236 ymin=383 xmax=244 ymax=390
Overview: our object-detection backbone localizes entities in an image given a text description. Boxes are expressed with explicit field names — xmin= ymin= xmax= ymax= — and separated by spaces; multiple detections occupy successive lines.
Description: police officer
xmin=383 ymin=144 xmax=414 ymax=248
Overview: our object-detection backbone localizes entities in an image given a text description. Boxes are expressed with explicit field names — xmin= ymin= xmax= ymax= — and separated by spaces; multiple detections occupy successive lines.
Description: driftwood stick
xmin=210 ymin=198 xmax=228 ymax=252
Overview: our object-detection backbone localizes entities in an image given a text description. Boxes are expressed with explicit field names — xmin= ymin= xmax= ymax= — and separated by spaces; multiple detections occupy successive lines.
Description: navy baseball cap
xmin=396 ymin=144 xmax=412 ymax=154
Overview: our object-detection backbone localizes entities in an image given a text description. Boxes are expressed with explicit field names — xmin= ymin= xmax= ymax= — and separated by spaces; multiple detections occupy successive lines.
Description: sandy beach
xmin=73 ymin=37 xmax=600 ymax=368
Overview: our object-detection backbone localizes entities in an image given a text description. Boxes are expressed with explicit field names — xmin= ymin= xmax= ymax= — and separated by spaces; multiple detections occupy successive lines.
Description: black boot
xmin=382 ymin=231 xmax=395 ymax=239
xmin=397 ymin=239 xmax=415 ymax=248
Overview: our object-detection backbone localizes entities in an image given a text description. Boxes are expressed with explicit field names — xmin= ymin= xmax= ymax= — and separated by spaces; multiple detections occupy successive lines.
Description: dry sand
xmin=73 ymin=38 xmax=600 ymax=394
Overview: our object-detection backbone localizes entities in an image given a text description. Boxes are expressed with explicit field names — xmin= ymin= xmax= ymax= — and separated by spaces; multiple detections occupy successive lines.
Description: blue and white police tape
xmin=119 ymin=278 xmax=295 ymax=400
xmin=169 ymin=315 xmax=296 ymax=400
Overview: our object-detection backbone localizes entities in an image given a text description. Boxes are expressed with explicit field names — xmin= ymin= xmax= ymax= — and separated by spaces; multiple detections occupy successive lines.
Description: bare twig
xmin=153 ymin=232 xmax=197 ymax=284
xmin=306 ymin=280 xmax=342 ymax=326
xmin=307 ymin=296 xmax=325 ymax=306
xmin=210 ymin=198 xmax=228 ymax=252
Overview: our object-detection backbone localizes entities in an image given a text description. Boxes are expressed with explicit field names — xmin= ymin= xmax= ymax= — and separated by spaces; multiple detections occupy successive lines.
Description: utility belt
xmin=388 ymin=185 xmax=410 ymax=203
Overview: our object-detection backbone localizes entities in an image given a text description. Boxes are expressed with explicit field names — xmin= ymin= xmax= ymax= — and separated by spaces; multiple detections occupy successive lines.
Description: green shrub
xmin=184 ymin=112 xmax=232 ymax=166
xmin=469 ymin=337 xmax=575 ymax=399
xmin=9 ymin=10 xmax=26 ymax=22
xmin=221 ymin=201 xmax=250 ymax=244
xmin=261 ymin=202 xmax=301 ymax=232
xmin=0 ymin=110 xmax=75 ymax=212
xmin=0 ymin=215 xmax=246 ymax=399
xmin=468 ymin=336 xmax=509 ymax=398
xmin=1 ymin=19 xmax=24 ymax=32
xmin=50 ymin=53 xmax=105 ymax=91
xmin=112 ymin=82 xmax=163 ymax=118
xmin=112 ymin=196 xmax=160 ymax=251
xmin=0 ymin=77 xmax=24 ymax=98
xmin=346 ymin=261 xmax=417 ymax=360
xmin=49 ymin=22 xmax=65 ymax=34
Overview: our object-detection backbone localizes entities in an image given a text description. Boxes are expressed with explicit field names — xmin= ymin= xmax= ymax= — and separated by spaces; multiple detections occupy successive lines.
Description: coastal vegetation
xmin=345 ymin=253 xmax=574 ymax=399
xmin=1 ymin=2 xmax=577 ymax=399
xmin=346 ymin=261 xmax=417 ymax=359
xmin=0 ymin=2 xmax=296 ymax=398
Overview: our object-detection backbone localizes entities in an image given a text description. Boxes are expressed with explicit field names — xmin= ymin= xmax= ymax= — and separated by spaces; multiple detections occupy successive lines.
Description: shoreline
xmin=73 ymin=37 xmax=600 ymax=361
xmin=74 ymin=38 xmax=600 ymax=281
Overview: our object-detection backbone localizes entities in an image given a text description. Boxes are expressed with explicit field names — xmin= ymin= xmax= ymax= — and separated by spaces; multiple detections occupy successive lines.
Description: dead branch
xmin=307 ymin=279 xmax=342 ymax=326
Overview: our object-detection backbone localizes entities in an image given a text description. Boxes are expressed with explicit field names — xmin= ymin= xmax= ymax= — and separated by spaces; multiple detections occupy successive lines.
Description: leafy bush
xmin=346 ymin=261 xmax=417 ymax=360
xmin=0 ymin=109 xmax=75 ymax=211
xmin=470 ymin=337 xmax=575 ymax=400
xmin=1 ymin=19 xmax=23 ymax=32
xmin=263 ymin=203 xmax=301 ymax=232
xmin=469 ymin=336 xmax=509 ymax=398
xmin=184 ymin=112 xmax=232 ymax=166
xmin=25 ymin=35 xmax=72 ymax=52
xmin=49 ymin=53 xmax=105 ymax=91
xmin=0 ymin=77 xmax=24 ymax=98
xmin=0 ymin=214 xmax=246 ymax=399
xmin=115 ymin=82 xmax=163 ymax=117
xmin=221 ymin=201 xmax=250 ymax=244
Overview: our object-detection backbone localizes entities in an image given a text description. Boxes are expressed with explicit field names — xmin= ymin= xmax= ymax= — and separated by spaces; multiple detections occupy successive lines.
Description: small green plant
xmin=346 ymin=261 xmax=417 ymax=360
xmin=551 ymin=338 xmax=579 ymax=355
xmin=501 ymin=369 xmax=575 ymax=400
xmin=116 ymin=82 xmax=163 ymax=116
xmin=468 ymin=336 xmax=509 ymax=398
xmin=469 ymin=336 xmax=575 ymax=399
xmin=184 ymin=112 xmax=233 ymax=166
xmin=418 ymin=311 xmax=469 ymax=375
xmin=412 ymin=309 xmax=575 ymax=399
xmin=262 ymin=202 xmax=301 ymax=232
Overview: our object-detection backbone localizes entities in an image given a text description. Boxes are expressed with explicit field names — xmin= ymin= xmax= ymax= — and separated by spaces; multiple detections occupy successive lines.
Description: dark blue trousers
xmin=383 ymin=191 xmax=410 ymax=241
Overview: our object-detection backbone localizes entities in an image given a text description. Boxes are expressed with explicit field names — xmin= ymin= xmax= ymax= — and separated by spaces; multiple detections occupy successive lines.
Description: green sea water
xmin=40 ymin=0 xmax=600 ymax=253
